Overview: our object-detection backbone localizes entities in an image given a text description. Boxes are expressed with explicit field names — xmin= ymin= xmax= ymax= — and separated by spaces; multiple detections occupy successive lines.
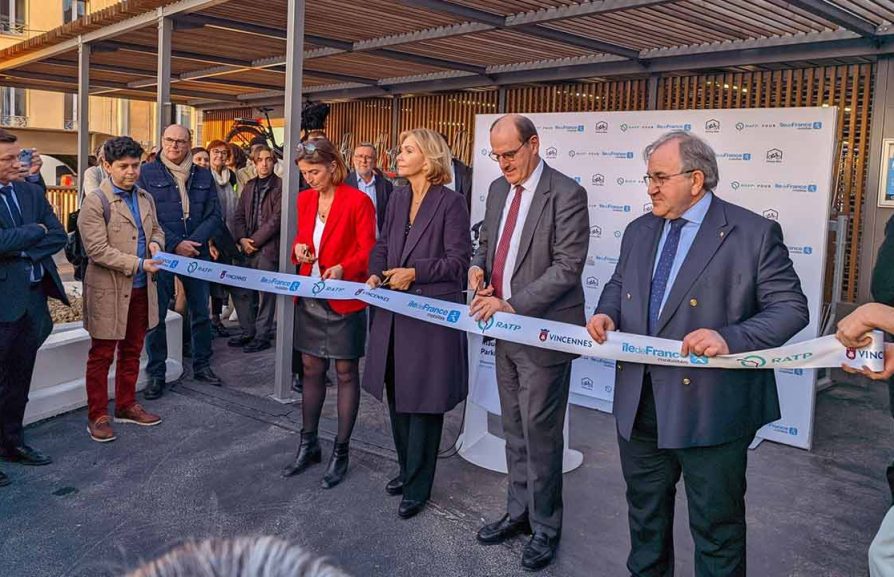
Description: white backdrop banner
xmin=470 ymin=108 xmax=839 ymax=449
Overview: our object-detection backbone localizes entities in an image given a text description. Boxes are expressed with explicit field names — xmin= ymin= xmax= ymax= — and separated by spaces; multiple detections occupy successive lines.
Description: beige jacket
xmin=78 ymin=179 xmax=165 ymax=340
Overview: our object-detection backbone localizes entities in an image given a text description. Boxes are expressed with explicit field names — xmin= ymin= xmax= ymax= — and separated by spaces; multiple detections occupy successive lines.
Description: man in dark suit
xmin=345 ymin=143 xmax=392 ymax=233
xmin=588 ymin=131 xmax=809 ymax=576
xmin=469 ymin=114 xmax=589 ymax=571
xmin=0 ymin=128 xmax=68 ymax=485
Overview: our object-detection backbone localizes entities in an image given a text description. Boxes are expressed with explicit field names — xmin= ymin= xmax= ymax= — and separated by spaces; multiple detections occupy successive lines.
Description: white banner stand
xmin=457 ymin=335 xmax=583 ymax=474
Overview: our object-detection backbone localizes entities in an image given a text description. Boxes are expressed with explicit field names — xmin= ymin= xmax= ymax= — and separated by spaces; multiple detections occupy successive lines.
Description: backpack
xmin=64 ymin=190 xmax=110 ymax=282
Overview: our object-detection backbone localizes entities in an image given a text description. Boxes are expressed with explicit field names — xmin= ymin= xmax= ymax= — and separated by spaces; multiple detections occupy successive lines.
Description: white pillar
xmin=76 ymin=37 xmax=90 ymax=199
xmin=273 ymin=0 xmax=306 ymax=401
xmin=156 ymin=14 xmax=173 ymax=140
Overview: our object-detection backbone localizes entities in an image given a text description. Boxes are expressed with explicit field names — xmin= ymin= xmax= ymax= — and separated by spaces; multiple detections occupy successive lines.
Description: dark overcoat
xmin=362 ymin=184 xmax=472 ymax=414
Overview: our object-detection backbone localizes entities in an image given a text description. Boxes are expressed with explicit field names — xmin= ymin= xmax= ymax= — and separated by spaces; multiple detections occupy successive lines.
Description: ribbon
xmin=155 ymin=253 xmax=885 ymax=372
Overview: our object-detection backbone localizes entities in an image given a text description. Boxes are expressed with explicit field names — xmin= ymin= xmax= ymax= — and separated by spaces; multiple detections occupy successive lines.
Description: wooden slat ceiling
xmin=0 ymin=0 xmax=891 ymax=106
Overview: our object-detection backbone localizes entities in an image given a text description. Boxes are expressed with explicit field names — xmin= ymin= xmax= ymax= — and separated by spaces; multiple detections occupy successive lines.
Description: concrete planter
xmin=23 ymin=313 xmax=184 ymax=426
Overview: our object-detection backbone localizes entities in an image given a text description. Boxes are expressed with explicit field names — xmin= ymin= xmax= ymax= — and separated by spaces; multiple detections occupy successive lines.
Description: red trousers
xmin=85 ymin=287 xmax=149 ymax=422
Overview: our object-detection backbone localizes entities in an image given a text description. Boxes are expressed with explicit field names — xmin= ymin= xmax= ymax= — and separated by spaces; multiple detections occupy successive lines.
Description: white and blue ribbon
xmin=155 ymin=253 xmax=885 ymax=372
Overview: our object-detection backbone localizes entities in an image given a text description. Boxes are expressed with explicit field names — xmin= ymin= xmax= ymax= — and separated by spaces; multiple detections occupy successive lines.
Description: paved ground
xmin=0 ymin=332 xmax=891 ymax=576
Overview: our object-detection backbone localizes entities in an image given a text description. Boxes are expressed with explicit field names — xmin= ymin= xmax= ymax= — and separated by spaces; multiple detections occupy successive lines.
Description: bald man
xmin=138 ymin=124 xmax=223 ymax=398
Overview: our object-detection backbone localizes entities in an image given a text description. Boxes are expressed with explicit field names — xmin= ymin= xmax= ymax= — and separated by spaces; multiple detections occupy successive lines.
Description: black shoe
xmin=282 ymin=431 xmax=321 ymax=477
xmin=398 ymin=498 xmax=426 ymax=519
xmin=243 ymin=339 xmax=272 ymax=353
xmin=212 ymin=323 xmax=230 ymax=338
xmin=522 ymin=531 xmax=560 ymax=572
xmin=0 ymin=445 xmax=52 ymax=466
xmin=321 ymin=441 xmax=349 ymax=489
xmin=477 ymin=513 xmax=532 ymax=545
xmin=143 ymin=377 xmax=165 ymax=400
xmin=0 ymin=469 xmax=9 ymax=487
xmin=192 ymin=367 xmax=222 ymax=385
xmin=386 ymin=476 xmax=404 ymax=496
xmin=228 ymin=334 xmax=253 ymax=348
xmin=291 ymin=375 xmax=303 ymax=394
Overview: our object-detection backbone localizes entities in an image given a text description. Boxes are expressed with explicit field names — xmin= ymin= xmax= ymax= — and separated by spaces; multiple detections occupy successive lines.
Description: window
xmin=0 ymin=0 xmax=26 ymax=35
xmin=63 ymin=0 xmax=86 ymax=24
xmin=0 ymin=87 xmax=26 ymax=127
xmin=175 ymin=104 xmax=193 ymax=130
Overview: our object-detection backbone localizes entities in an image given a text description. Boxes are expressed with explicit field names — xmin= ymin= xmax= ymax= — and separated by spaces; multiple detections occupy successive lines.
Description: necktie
xmin=490 ymin=185 xmax=524 ymax=299
xmin=648 ymin=218 xmax=687 ymax=335
xmin=0 ymin=185 xmax=23 ymax=226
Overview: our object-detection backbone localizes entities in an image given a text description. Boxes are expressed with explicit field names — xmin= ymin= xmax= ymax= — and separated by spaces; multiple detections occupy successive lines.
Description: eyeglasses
xmin=488 ymin=138 xmax=532 ymax=162
xmin=163 ymin=137 xmax=189 ymax=147
xmin=209 ymin=149 xmax=229 ymax=156
xmin=353 ymin=154 xmax=374 ymax=161
xmin=295 ymin=142 xmax=318 ymax=157
xmin=643 ymin=170 xmax=695 ymax=187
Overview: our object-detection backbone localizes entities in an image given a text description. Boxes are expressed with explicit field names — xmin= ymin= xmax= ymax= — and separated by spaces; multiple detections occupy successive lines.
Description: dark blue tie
xmin=0 ymin=185 xmax=23 ymax=226
xmin=648 ymin=218 xmax=687 ymax=335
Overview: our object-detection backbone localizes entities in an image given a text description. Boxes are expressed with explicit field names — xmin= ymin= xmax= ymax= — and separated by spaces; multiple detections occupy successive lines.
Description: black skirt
xmin=293 ymin=298 xmax=367 ymax=360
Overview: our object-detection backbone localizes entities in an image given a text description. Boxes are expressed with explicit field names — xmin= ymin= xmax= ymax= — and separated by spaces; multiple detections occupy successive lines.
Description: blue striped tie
xmin=648 ymin=218 xmax=687 ymax=335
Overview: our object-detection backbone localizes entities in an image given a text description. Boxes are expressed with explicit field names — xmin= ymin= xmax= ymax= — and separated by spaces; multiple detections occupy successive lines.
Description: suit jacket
xmin=471 ymin=161 xmax=590 ymax=366
xmin=345 ymin=170 xmax=393 ymax=232
xmin=291 ymin=183 xmax=376 ymax=314
xmin=595 ymin=194 xmax=809 ymax=449
xmin=0 ymin=179 xmax=68 ymax=323
xmin=363 ymin=184 xmax=472 ymax=413
xmin=451 ymin=158 xmax=472 ymax=209
xmin=233 ymin=174 xmax=282 ymax=263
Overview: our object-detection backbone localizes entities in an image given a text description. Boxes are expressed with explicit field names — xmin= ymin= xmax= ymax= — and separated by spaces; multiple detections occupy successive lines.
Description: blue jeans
xmin=146 ymin=270 xmax=212 ymax=380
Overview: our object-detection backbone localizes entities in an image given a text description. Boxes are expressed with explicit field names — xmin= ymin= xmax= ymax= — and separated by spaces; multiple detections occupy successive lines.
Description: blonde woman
xmin=363 ymin=129 xmax=471 ymax=519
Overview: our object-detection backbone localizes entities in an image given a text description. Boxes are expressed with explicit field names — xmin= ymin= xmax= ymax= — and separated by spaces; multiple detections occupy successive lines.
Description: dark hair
xmin=296 ymin=137 xmax=347 ymax=185
xmin=191 ymin=146 xmax=208 ymax=155
xmin=103 ymin=136 xmax=145 ymax=163
xmin=228 ymin=142 xmax=247 ymax=169
xmin=0 ymin=128 xmax=17 ymax=144
xmin=490 ymin=114 xmax=538 ymax=143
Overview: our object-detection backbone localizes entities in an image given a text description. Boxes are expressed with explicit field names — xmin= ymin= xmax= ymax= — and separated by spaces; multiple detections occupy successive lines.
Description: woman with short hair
xmin=282 ymin=138 xmax=376 ymax=489
xmin=363 ymin=128 xmax=472 ymax=518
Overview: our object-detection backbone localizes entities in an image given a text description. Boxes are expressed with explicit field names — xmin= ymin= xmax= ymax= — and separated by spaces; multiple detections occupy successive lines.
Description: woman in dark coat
xmin=363 ymin=128 xmax=472 ymax=519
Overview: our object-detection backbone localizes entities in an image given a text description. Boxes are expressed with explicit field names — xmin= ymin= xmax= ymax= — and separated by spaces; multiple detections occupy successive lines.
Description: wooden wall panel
xmin=201 ymin=107 xmax=254 ymax=146
xmin=504 ymin=80 xmax=648 ymax=115
xmin=658 ymin=65 xmax=874 ymax=302
xmin=325 ymin=98 xmax=394 ymax=166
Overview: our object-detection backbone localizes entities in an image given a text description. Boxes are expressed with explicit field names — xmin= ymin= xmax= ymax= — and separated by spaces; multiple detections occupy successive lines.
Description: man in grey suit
xmin=469 ymin=114 xmax=589 ymax=571
xmin=588 ymin=131 xmax=809 ymax=576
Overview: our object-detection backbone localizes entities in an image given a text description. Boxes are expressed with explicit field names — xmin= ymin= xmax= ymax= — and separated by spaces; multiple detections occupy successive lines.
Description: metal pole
xmin=76 ymin=37 xmax=90 ymax=202
xmin=156 ymin=13 xmax=173 ymax=140
xmin=497 ymin=86 xmax=507 ymax=113
xmin=391 ymin=94 xmax=400 ymax=149
xmin=647 ymin=73 xmax=660 ymax=110
xmin=273 ymin=0 xmax=306 ymax=401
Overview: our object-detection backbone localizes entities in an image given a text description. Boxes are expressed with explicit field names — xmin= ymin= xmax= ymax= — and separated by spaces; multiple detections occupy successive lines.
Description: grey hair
xmin=355 ymin=142 xmax=377 ymax=156
xmin=643 ymin=131 xmax=719 ymax=191
xmin=124 ymin=537 xmax=350 ymax=577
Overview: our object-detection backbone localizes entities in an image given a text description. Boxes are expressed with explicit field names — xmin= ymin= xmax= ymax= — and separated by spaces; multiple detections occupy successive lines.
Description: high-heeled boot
xmin=321 ymin=441 xmax=350 ymax=489
xmin=281 ymin=430 xmax=321 ymax=477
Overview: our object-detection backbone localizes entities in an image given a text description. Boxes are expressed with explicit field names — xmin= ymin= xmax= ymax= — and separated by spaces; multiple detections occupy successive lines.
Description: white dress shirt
xmin=494 ymin=159 xmax=544 ymax=300
xmin=311 ymin=213 xmax=326 ymax=278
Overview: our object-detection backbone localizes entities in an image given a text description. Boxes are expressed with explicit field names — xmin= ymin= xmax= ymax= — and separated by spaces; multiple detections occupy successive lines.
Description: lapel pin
xmin=720 ymin=231 xmax=725 ymax=238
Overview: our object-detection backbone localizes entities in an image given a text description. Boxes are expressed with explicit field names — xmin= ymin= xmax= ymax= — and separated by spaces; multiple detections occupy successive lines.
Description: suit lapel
xmin=12 ymin=181 xmax=34 ymax=224
xmin=655 ymin=196 xmax=732 ymax=335
xmin=389 ymin=188 xmax=410 ymax=268
xmin=511 ymin=166 xmax=551 ymax=278
xmin=101 ymin=180 xmax=136 ymax=227
xmin=401 ymin=185 xmax=445 ymax=265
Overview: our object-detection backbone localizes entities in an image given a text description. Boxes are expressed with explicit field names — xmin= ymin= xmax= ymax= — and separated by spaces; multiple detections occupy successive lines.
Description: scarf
xmin=160 ymin=152 xmax=193 ymax=219
xmin=212 ymin=166 xmax=231 ymax=188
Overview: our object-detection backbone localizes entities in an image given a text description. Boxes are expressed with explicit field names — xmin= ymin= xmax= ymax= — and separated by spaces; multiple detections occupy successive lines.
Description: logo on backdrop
xmin=788 ymin=245 xmax=814 ymax=255
xmin=590 ymin=225 xmax=602 ymax=238
xmin=580 ymin=377 xmax=594 ymax=392
xmin=643 ymin=202 xmax=653 ymax=213
xmin=705 ymin=119 xmax=720 ymax=133
xmin=594 ymin=121 xmax=609 ymax=133
xmin=766 ymin=148 xmax=783 ymax=163
xmin=545 ymin=146 xmax=558 ymax=159
xmin=762 ymin=208 xmax=779 ymax=221
xmin=585 ymin=276 xmax=600 ymax=289
xmin=591 ymin=173 xmax=605 ymax=186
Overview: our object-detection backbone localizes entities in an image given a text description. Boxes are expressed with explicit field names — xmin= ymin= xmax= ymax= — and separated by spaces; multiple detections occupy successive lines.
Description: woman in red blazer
xmin=282 ymin=138 xmax=376 ymax=489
